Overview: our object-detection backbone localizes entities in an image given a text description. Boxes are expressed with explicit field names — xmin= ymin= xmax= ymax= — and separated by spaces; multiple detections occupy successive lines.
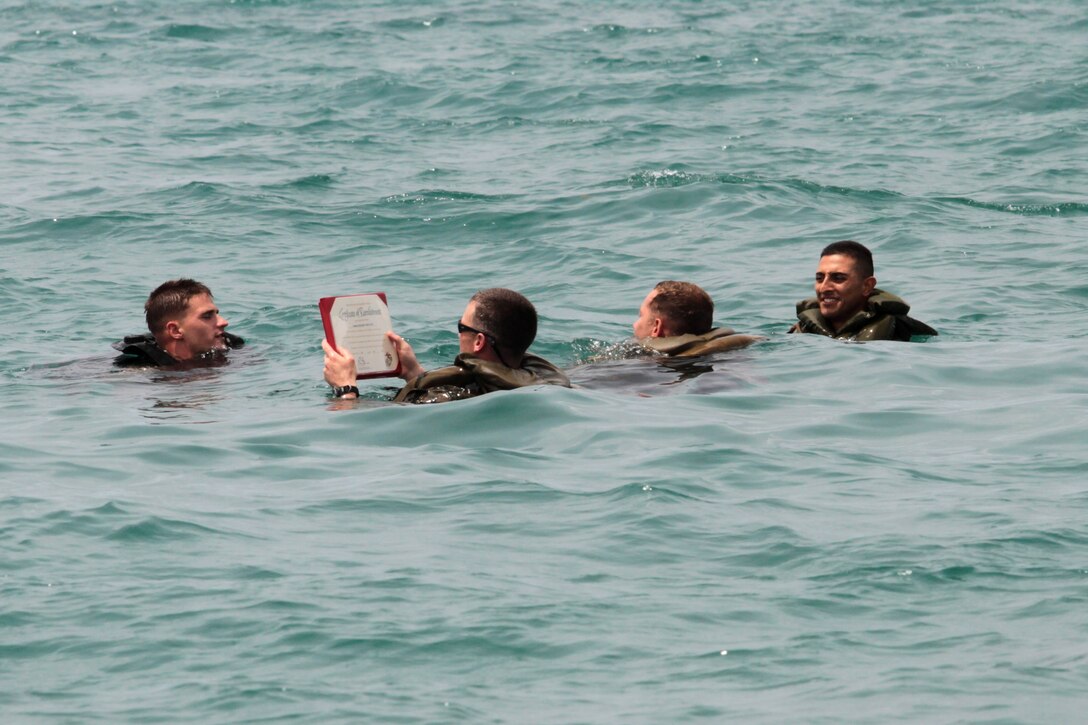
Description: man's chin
xmin=195 ymin=341 xmax=229 ymax=358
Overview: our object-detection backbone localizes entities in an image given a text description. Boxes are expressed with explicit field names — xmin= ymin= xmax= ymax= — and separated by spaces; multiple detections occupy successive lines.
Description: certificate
xmin=319 ymin=292 xmax=401 ymax=379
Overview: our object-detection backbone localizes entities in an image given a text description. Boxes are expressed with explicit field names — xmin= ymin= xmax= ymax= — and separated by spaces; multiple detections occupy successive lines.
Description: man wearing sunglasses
xmin=324 ymin=287 xmax=569 ymax=404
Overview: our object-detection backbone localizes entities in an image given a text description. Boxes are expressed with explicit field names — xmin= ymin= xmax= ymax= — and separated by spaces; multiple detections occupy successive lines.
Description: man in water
xmin=323 ymin=287 xmax=570 ymax=403
xmin=632 ymin=280 xmax=761 ymax=356
xmin=789 ymin=240 xmax=938 ymax=341
xmin=113 ymin=279 xmax=244 ymax=367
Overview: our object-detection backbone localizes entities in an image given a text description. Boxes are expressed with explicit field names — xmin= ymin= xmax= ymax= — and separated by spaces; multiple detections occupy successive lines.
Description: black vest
xmin=112 ymin=332 xmax=245 ymax=367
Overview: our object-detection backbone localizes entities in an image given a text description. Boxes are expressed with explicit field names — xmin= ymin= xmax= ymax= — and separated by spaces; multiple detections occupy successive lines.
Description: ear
xmin=651 ymin=317 xmax=665 ymax=338
xmin=471 ymin=333 xmax=487 ymax=354
xmin=165 ymin=320 xmax=184 ymax=340
xmin=862 ymin=276 xmax=877 ymax=297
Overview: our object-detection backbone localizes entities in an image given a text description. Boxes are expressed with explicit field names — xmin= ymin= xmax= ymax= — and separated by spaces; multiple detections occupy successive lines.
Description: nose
xmin=218 ymin=314 xmax=228 ymax=328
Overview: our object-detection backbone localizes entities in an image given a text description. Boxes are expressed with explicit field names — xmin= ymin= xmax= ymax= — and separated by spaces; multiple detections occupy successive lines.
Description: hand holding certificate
xmin=319 ymin=293 xmax=401 ymax=379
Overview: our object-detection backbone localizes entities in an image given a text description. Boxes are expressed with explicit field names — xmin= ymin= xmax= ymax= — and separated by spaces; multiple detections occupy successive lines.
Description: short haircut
xmin=470 ymin=287 xmax=538 ymax=357
xmin=145 ymin=279 xmax=212 ymax=335
xmin=650 ymin=281 xmax=714 ymax=336
xmin=820 ymin=240 xmax=874 ymax=278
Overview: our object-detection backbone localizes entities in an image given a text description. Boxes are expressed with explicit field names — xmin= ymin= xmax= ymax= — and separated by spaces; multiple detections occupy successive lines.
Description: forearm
xmin=387 ymin=331 xmax=424 ymax=381
xmin=399 ymin=359 xmax=425 ymax=381
xmin=322 ymin=338 xmax=359 ymax=398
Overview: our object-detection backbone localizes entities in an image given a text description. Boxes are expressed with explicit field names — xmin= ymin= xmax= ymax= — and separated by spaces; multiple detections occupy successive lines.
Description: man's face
xmin=457 ymin=300 xmax=481 ymax=355
xmin=633 ymin=290 xmax=660 ymax=338
xmin=177 ymin=293 xmax=229 ymax=357
xmin=815 ymin=254 xmax=875 ymax=328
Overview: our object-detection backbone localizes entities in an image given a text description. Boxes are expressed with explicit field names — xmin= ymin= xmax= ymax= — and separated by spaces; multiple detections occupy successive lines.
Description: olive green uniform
xmin=792 ymin=289 xmax=938 ymax=341
xmin=637 ymin=327 xmax=762 ymax=357
xmin=393 ymin=353 xmax=571 ymax=404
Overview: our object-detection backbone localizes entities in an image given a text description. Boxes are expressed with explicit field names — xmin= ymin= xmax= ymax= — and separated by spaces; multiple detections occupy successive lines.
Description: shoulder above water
xmin=112 ymin=332 xmax=245 ymax=368
xmin=793 ymin=289 xmax=938 ymax=342
xmin=638 ymin=327 xmax=764 ymax=357
xmin=393 ymin=352 xmax=571 ymax=405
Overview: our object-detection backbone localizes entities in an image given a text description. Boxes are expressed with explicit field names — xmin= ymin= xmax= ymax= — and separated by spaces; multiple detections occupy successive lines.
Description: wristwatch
xmin=332 ymin=385 xmax=360 ymax=398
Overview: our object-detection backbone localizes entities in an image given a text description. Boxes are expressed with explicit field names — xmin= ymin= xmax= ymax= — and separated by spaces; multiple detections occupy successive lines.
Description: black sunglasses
xmin=457 ymin=320 xmax=510 ymax=367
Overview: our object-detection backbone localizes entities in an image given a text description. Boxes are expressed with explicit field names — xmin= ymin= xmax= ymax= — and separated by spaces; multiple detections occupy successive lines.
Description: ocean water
xmin=2 ymin=0 xmax=1087 ymax=721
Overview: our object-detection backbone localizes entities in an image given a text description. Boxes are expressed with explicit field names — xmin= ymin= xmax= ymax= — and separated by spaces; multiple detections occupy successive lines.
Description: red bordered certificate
xmin=319 ymin=292 xmax=402 ymax=379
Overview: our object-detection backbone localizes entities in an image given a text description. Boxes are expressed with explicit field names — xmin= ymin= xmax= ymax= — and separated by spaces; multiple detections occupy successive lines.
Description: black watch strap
xmin=332 ymin=385 xmax=360 ymax=398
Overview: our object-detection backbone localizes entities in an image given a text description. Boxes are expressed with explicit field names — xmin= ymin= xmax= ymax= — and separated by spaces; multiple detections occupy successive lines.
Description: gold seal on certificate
xmin=319 ymin=292 xmax=402 ymax=379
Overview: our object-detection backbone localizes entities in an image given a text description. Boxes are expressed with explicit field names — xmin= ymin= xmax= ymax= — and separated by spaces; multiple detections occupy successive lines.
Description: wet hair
xmin=821 ymin=240 xmax=874 ymax=279
xmin=650 ymin=281 xmax=714 ymax=336
xmin=470 ymin=287 xmax=538 ymax=358
xmin=145 ymin=279 xmax=212 ymax=335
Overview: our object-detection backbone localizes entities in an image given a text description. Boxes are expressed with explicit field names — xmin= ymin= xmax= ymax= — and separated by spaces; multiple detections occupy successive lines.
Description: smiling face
xmin=172 ymin=293 xmax=229 ymax=359
xmin=815 ymin=254 xmax=876 ymax=331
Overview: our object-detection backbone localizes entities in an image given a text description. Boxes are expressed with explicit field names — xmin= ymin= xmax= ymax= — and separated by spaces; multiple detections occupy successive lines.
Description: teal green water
xmin=3 ymin=1 xmax=1087 ymax=721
